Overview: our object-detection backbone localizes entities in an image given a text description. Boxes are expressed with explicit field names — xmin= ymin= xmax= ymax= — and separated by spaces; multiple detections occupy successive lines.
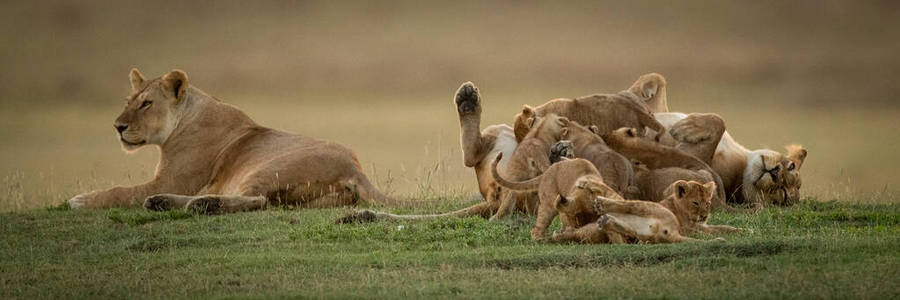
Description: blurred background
xmin=1 ymin=0 xmax=898 ymax=211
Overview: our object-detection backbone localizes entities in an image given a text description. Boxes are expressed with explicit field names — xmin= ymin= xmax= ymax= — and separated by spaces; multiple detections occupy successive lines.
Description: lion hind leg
xmin=670 ymin=113 xmax=725 ymax=165
xmin=455 ymin=82 xmax=496 ymax=168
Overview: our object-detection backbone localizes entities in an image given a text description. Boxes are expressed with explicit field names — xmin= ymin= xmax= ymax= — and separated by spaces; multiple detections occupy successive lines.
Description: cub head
xmin=744 ymin=145 xmax=807 ymax=206
xmin=627 ymin=73 xmax=668 ymax=113
xmin=513 ymin=105 xmax=537 ymax=142
xmin=528 ymin=113 xmax=569 ymax=141
xmin=666 ymin=180 xmax=715 ymax=224
xmin=113 ymin=68 xmax=189 ymax=152
xmin=556 ymin=175 xmax=622 ymax=228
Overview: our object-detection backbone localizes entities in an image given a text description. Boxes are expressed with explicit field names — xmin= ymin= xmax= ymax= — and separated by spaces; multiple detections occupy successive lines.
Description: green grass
xmin=1 ymin=198 xmax=897 ymax=299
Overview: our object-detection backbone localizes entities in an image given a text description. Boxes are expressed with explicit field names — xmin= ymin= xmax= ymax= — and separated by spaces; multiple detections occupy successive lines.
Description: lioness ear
xmin=129 ymin=68 xmax=145 ymax=93
xmin=556 ymin=117 xmax=570 ymax=126
xmin=785 ymin=144 xmax=807 ymax=169
xmin=559 ymin=128 xmax=569 ymax=139
xmin=527 ymin=117 xmax=538 ymax=129
xmin=589 ymin=125 xmax=600 ymax=135
xmin=674 ymin=180 xmax=689 ymax=198
xmin=163 ymin=69 xmax=189 ymax=102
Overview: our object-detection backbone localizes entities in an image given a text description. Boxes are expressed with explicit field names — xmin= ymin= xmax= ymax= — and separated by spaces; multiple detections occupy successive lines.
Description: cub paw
xmin=334 ymin=209 xmax=377 ymax=224
xmin=550 ymin=140 xmax=575 ymax=164
xmin=144 ymin=194 xmax=172 ymax=211
xmin=186 ymin=196 xmax=223 ymax=215
xmin=454 ymin=82 xmax=481 ymax=115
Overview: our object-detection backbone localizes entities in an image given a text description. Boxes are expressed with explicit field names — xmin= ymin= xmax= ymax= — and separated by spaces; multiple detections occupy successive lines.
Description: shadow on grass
xmin=485 ymin=240 xmax=794 ymax=270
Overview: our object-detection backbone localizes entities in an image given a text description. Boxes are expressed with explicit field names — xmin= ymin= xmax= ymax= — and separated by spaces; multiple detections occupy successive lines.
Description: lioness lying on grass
xmin=68 ymin=68 xmax=396 ymax=213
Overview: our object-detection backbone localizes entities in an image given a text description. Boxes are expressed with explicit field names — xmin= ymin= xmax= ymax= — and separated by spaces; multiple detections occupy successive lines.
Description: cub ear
xmin=522 ymin=105 xmax=534 ymax=116
xmin=785 ymin=144 xmax=807 ymax=169
xmin=702 ymin=181 xmax=716 ymax=201
xmin=589 ymin=125 xmax=600 ymax=135
xmin=527 ymin=117 xmax=538 ymax=129
xmin=559 ymin=128 xmax=569 ymax=139
xmin=556 ymin=116 xmax=570 ymax=126
xmin=634 ymin=73 xmax=665 ymax=100
xmin=129 ymin=68 xmax=145 ymax=93
xmin=674 ymin=180 xmax=689 ymax=198
xmin=163 ymin=69 xmax=189 ymax=102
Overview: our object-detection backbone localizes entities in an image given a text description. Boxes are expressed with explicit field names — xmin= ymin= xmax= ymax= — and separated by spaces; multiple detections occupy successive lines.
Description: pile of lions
xmin=69 ymin=69 xmax=807 ymax=245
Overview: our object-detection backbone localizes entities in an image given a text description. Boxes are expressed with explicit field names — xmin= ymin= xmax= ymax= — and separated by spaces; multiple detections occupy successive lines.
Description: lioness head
xmin=114 ymin=68 xmax=189 ymax=151
xmin=666 ymin=180 xmax=715 ymax=224
xmin=745 ymin=145 xmax=807 ymax=206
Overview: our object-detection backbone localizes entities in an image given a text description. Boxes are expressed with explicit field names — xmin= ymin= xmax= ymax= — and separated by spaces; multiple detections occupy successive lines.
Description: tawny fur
xmin=654 ymin=112 xmax=807 ymax=209
xmin=489 ymin=113 xmax=570 ymax=220
xmin=600 ymin=127 xmax=730 ymax=211
xmin=560 ymin=121 xmax=635 ymax=195
xmin=490 ymin=153 xmax=623 ymax=240
xmin=511 ymin=86 xmax=665 ymax=143
xmin=68 ymin=68 xmax=395 ymax=213
xmin=659 ymin=180 xmax=746 ymax=235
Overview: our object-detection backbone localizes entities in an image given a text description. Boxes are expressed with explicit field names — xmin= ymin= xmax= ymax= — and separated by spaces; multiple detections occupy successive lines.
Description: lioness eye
xmin=140 ymin=100 xmax=152 ymax=109
xmin=788 ymin=162 xmax=795 ymax=171
xmin=692 ymin=202 xmax=699 ymax=207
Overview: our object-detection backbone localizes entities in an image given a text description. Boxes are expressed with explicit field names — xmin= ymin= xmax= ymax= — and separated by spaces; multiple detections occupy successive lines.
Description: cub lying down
xmin=552 ymin=180 xmax=737 ymax=244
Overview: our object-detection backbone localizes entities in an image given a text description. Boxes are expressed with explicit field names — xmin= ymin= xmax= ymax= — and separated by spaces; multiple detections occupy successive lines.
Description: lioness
xmin=655 ymin=112 xmax=807 ymax=208
xmin=641 ymin=73 xmax=808 ymax=208
xmin=68 ymin=69 xmax=395 ymax=213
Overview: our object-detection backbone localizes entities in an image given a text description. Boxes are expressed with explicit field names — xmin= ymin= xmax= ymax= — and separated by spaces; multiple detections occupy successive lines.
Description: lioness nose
xmin=115 ymin=124 xmax=129 ymax=133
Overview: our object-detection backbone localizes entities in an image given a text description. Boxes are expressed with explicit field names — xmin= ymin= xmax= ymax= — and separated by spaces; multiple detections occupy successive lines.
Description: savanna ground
xmin=2 ymin=1 xmax=899 ymax=298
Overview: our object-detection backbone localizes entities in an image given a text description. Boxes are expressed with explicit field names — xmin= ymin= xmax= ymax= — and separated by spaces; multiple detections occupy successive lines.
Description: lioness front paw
xmin=454 ymin=82 xmax=481 ymax=115
xmin=186 ymin=196 xmax=223 ymax=215
xmin=144 ymin=195 xmax=172 ymax=211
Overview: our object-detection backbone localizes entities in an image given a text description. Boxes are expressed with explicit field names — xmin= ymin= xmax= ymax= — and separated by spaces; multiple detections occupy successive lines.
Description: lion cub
xmin=555 ymin=121 xmax=635 ymax=195
xmin=553 ymin=180 xmax=728 ymax=244
xmin=490 ymin=113 xmax=569 ymax=220
xmin=601 ymin=127 xmax=730 ymax=210
xmin=631 ymin=160 xmax=715 ymax=203
xmin=511 ymin=81 xmax=666 ymax=143
xmin=660 ymin=180 xmax=746 ymax=234
xmin=490 ymin=152 xmax=621 ymax=240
